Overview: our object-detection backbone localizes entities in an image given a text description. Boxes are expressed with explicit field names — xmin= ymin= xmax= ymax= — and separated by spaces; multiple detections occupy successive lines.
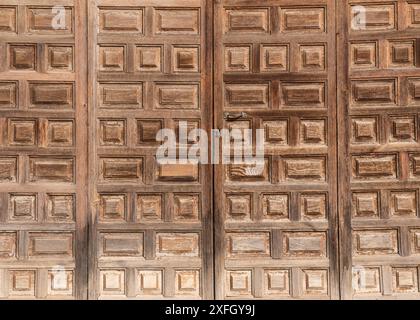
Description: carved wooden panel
xmin=0 ymin=0 xmax=87 ymax=299
xmin=215 ymin=0 xmax=339 ymax=299
xmin=88 ymin=0 xmax=212 ymax=299
xmin=3 ymin=0 xmax=420 ymax=300
xmin=339 ymin=0 xmax=420 ymax=299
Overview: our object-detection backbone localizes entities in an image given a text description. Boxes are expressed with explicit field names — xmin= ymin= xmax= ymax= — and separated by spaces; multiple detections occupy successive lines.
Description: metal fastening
xmin=223 ymin=112 xmax=248 ymax=121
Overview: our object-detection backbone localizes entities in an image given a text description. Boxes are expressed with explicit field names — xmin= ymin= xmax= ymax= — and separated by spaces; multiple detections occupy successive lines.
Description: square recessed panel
xmin=261 ymin=194 xmax=289 ymax=220
xmin=264 ymin=120 xmax=288 ymax=145
xmin=47 ymin=120 xmax=74 ymax=147
xmin=352 ymin=192 xmax=379 ymax=218
xmin=173 ymin=46 xmax=199 ymax=73
xmin=300 ymin=119 xmax=326 ymax=145
xmin=351 ymin=42 xmax=377 ymax=69
xmin=99 ymin=46 xmax=125 ymax=71
xmin=9 ymin=45 xmax=36 ymax=70
xmin=351 ymin=117 xmax=378 ymax=144
xmin=136 ymin=46 xmax=162 ymax=72
xmin=138 ymin=270 xmax=162 ymax=296
xmin=390 ymin=191 xmax=417 ymax=217
xmin=9 ymin=270 xmax=36 ymax=297
xmin=264 ymin=270 xmax=290 ymax=296
xmin=224 ymin=46 xmax=250 ymax=72
xmin=99 ymin=120 xmax=126 ymax=146
xmin=137 ymin=194 xmax=162 ymax=221
xmin=138 ymin=120 xmax=162 ymax=144
xmin=302 ymin=269 xmax=329 ymax=296
xmin=226 ymin=194 xmax=251 ymax=220
xmin=100 ymin=269 xmax=126 ymax=296
xmin=48 ymin=46 xmax=73 ymax=71
xmin=408 ymin=78 xmax=420 ymax=106
xmin=99 ymin=194 xmax=127 ymax=222
xmin=175 ymin=119 xmax=200 ymax=144
xmin=47 ymin=270 xmax=73 ymax=296
xmin=411 ymin=229 xmax=420 ymax=253
xmin=388 ymin=41 xmax=415 ymax=68
xmin=9 ymin=194 xmax=37 ymax=222
xmin=0 ymin=7 xmax=17 ymax=32
xmin=174 ymin=194 xmax=200 ymax=221
xmin=0 ymin=81 xmax=18 ymax=109
xmin=226 ymin=270 xmax=252 ymax=297
xmin=260 ymin=45 xmax=288 ymax=72
xmin=175 ymin=270 xmax=200 ymax=296
xmin=408 ymin=3 xmax=420 ymax=28
xmin=0 ymin=157 xmax=17 ymax=182
xmin=8 ymin=119 xmax=37 ymax=146
xmin=389 ymin=116 xmax=416 ymax=143
xmin=353 ymin=267 xmax=381 ymax=294
xmin=299 ymin=45 xmax=325 ymax=71
xmin=409 ymin=154 xmax=420 ymax=178
xmin=227 ymin=120 xmax=251 ymax=144
xmin=301 ymin=194 xmax=326 ymax=220
xmin=392 ymin=268 xmax=418 ymax=293
xmin=47 ymin=194 xmax=74 ymax=222
xmin=0 ymin=232 xmax=17 ymax=259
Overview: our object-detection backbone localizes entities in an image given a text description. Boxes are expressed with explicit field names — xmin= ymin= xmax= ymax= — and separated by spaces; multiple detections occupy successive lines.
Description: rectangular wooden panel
xmin=88 ymin=0 xmax=213 ymax=299
xmin=338 ymin=0 xmax=420 ymax=299
xmin=214 ymin=0 xmax=339 ymax=299
xmin=0 ymin=0 xmax=87 ymax=299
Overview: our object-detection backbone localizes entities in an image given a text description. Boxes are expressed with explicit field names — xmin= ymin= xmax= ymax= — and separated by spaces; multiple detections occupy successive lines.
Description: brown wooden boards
xmin=214 ymin=0 xmax=339 ymax=299
xmin=338 ymin=0 xmax=420 ymax=299
xmin=1 ymin=0 xmax=420 ymax=300
xmin=87 ymin=0 xmax=213 ymax=299
xmin=0 ymin=0 xmax=88 ymax=299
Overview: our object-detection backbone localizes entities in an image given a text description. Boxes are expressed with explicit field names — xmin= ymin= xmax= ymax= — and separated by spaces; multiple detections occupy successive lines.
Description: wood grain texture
xmin=87 ymin=0 xmax=213 ymax=300
xmin=338 ymin=0 xmax=420 ymax=300
xmin=0 ymin=0 xmax=88 ymax=299
xmin=214 ymin=0 xmax=339 ymax=300
xmin=1 ymin=0 xmax=419 ymax=300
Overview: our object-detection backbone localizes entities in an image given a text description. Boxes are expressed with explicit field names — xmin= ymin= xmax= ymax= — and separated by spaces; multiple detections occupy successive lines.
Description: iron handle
xmin=223 ymin=112 xmax=248 ymax=121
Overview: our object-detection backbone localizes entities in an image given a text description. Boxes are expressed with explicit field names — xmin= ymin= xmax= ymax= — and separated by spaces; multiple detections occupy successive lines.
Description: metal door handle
xmin=223 ymin=112 xmax=248 ymax=121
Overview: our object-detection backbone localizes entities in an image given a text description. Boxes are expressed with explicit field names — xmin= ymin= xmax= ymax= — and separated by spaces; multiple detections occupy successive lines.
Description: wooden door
xmin=0 ymin=0 xmax=87 ymax=299
xmin=338 ymin=0 xmax=420 ymax=299
xmin=214 ymin=0 xmax=339 ymax=299
xmin=87 ymin=0 xmax=213 ymax=299
xmin=3 ymin=0 xmax=420 ymax=300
